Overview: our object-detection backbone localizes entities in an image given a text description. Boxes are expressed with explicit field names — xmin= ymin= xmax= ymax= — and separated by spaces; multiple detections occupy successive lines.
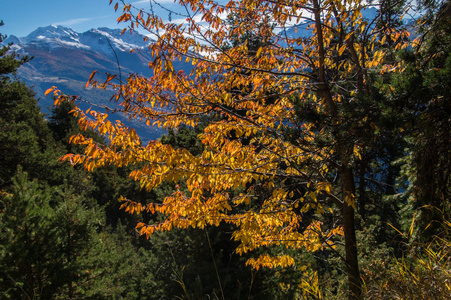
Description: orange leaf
xmin=86 ymin=71 xmax=98 ymax=88
xmin=45 ymin=87 xmax=55 ymax=97
xmin=105 ymin=74 xmax=117 ymax=84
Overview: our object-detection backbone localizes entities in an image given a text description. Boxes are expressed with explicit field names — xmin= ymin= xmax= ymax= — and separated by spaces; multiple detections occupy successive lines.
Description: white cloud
xmin=54 ymin=17 xmax=100 ymax=26
xmin=170 ymin=14 xmax=205 ymax=25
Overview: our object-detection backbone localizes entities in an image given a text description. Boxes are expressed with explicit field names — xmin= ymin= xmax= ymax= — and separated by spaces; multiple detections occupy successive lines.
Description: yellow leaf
xmin=345 ymin=192 xmax=355 ymax=209
xmin=256 ymin=47 xmax=263 ymax=58
xmin=309 ymin=191 xmax=317 ymax=202
xmin=338 ymin=44 xmax=346 ymax=55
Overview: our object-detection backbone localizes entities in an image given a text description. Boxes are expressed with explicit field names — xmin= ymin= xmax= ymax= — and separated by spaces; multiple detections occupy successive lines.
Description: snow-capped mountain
xmin=4 ymin=25 xmax=169 ymax=140
xmin=80 ymin=27 xmax=151 ymax=54
xmin=5 ymin=24 xmax=158 ymax=97
xmin=7 ymin=25 xmax=152 ymax=55
xmin=21 ymin=25 xmax=87 ymax=49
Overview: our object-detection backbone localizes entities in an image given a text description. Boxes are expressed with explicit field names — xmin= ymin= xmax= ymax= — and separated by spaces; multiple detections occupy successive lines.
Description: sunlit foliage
xmin=46 ymin=0 xmax=414 ymax=298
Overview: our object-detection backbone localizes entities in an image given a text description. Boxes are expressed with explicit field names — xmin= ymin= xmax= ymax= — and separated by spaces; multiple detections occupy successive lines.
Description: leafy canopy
xmin=48 ymin=0 xmax=411 ymax=278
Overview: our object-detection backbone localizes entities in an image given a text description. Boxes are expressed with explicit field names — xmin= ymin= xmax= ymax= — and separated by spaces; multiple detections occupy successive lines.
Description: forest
xmin=0 ymin=0 xmax=450 ymax=299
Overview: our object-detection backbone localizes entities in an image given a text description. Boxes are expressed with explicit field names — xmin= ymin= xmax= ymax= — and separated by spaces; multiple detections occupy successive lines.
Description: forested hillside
xmin=1 ymin=0 xmax=451 ymax=299
xmin=0 ymin=23 xmax=266 ymax=299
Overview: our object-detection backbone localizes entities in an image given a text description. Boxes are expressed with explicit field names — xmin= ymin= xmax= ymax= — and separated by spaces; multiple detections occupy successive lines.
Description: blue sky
xmin=0 ymin=0 xmax=181 ymax=37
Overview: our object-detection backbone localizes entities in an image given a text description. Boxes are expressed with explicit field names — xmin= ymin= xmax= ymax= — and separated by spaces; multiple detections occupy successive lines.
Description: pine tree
xmin=0 ymin=23 xmax=63 ymax=188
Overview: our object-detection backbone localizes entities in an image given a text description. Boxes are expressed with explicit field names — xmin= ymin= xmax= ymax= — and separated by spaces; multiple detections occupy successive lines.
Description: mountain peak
xmin=27 ymin=25 xmax=79 ymax=41
xmin=19 ymin=25 xmax=87 ymax=50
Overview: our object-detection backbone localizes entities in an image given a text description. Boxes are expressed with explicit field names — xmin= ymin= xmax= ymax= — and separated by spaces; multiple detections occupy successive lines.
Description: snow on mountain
xmin=5 ymin=25 xmax=153 ymax=56
xmin=26 ymin=25 xmax=79 ymax=41
xmin=18 ymin=25 xmax=88 ymax=50
xmin=3 ymin=34 xmax=23 ymax=46
xmin=79 ymin=27 xmax=152 ymax=55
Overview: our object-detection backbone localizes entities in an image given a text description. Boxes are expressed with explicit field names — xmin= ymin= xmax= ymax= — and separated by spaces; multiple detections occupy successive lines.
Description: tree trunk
xmin=312 ymin=1 xmax=362 ymax=297
xmin=342 ymin=165 xmax=362 ymax=300
xmin=358 ymin=156 xmax=366 ymax=220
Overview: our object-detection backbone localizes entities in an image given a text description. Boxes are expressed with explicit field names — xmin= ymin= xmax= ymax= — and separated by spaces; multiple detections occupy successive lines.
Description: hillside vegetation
xmin=1 ymin=0 xmax=451 ymax=298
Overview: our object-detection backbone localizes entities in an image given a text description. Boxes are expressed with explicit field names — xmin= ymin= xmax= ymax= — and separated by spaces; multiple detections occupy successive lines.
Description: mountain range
xmin=5 ymin=25 xmax=175 ymax=141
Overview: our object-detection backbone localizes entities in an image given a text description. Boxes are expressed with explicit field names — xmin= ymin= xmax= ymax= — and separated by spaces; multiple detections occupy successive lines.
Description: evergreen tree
xmin=0 ymin=23 xmax=63 ymax=188
xmin=390 ymin=0 xmax=451 ymax=239
xmin=0 ymin=169 xmax=102 ymax=299
xmin=0 ymin=169 xmax=156 ymax=299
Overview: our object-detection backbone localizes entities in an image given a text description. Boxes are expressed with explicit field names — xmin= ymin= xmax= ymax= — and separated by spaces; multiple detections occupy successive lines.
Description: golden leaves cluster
xmin=51 ymin=0 xmax=411 ymax=269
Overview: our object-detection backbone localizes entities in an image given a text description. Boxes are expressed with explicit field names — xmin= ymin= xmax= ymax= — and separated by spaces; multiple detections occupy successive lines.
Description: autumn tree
xmin=48 ymin=0 xmax=412 ymax=298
